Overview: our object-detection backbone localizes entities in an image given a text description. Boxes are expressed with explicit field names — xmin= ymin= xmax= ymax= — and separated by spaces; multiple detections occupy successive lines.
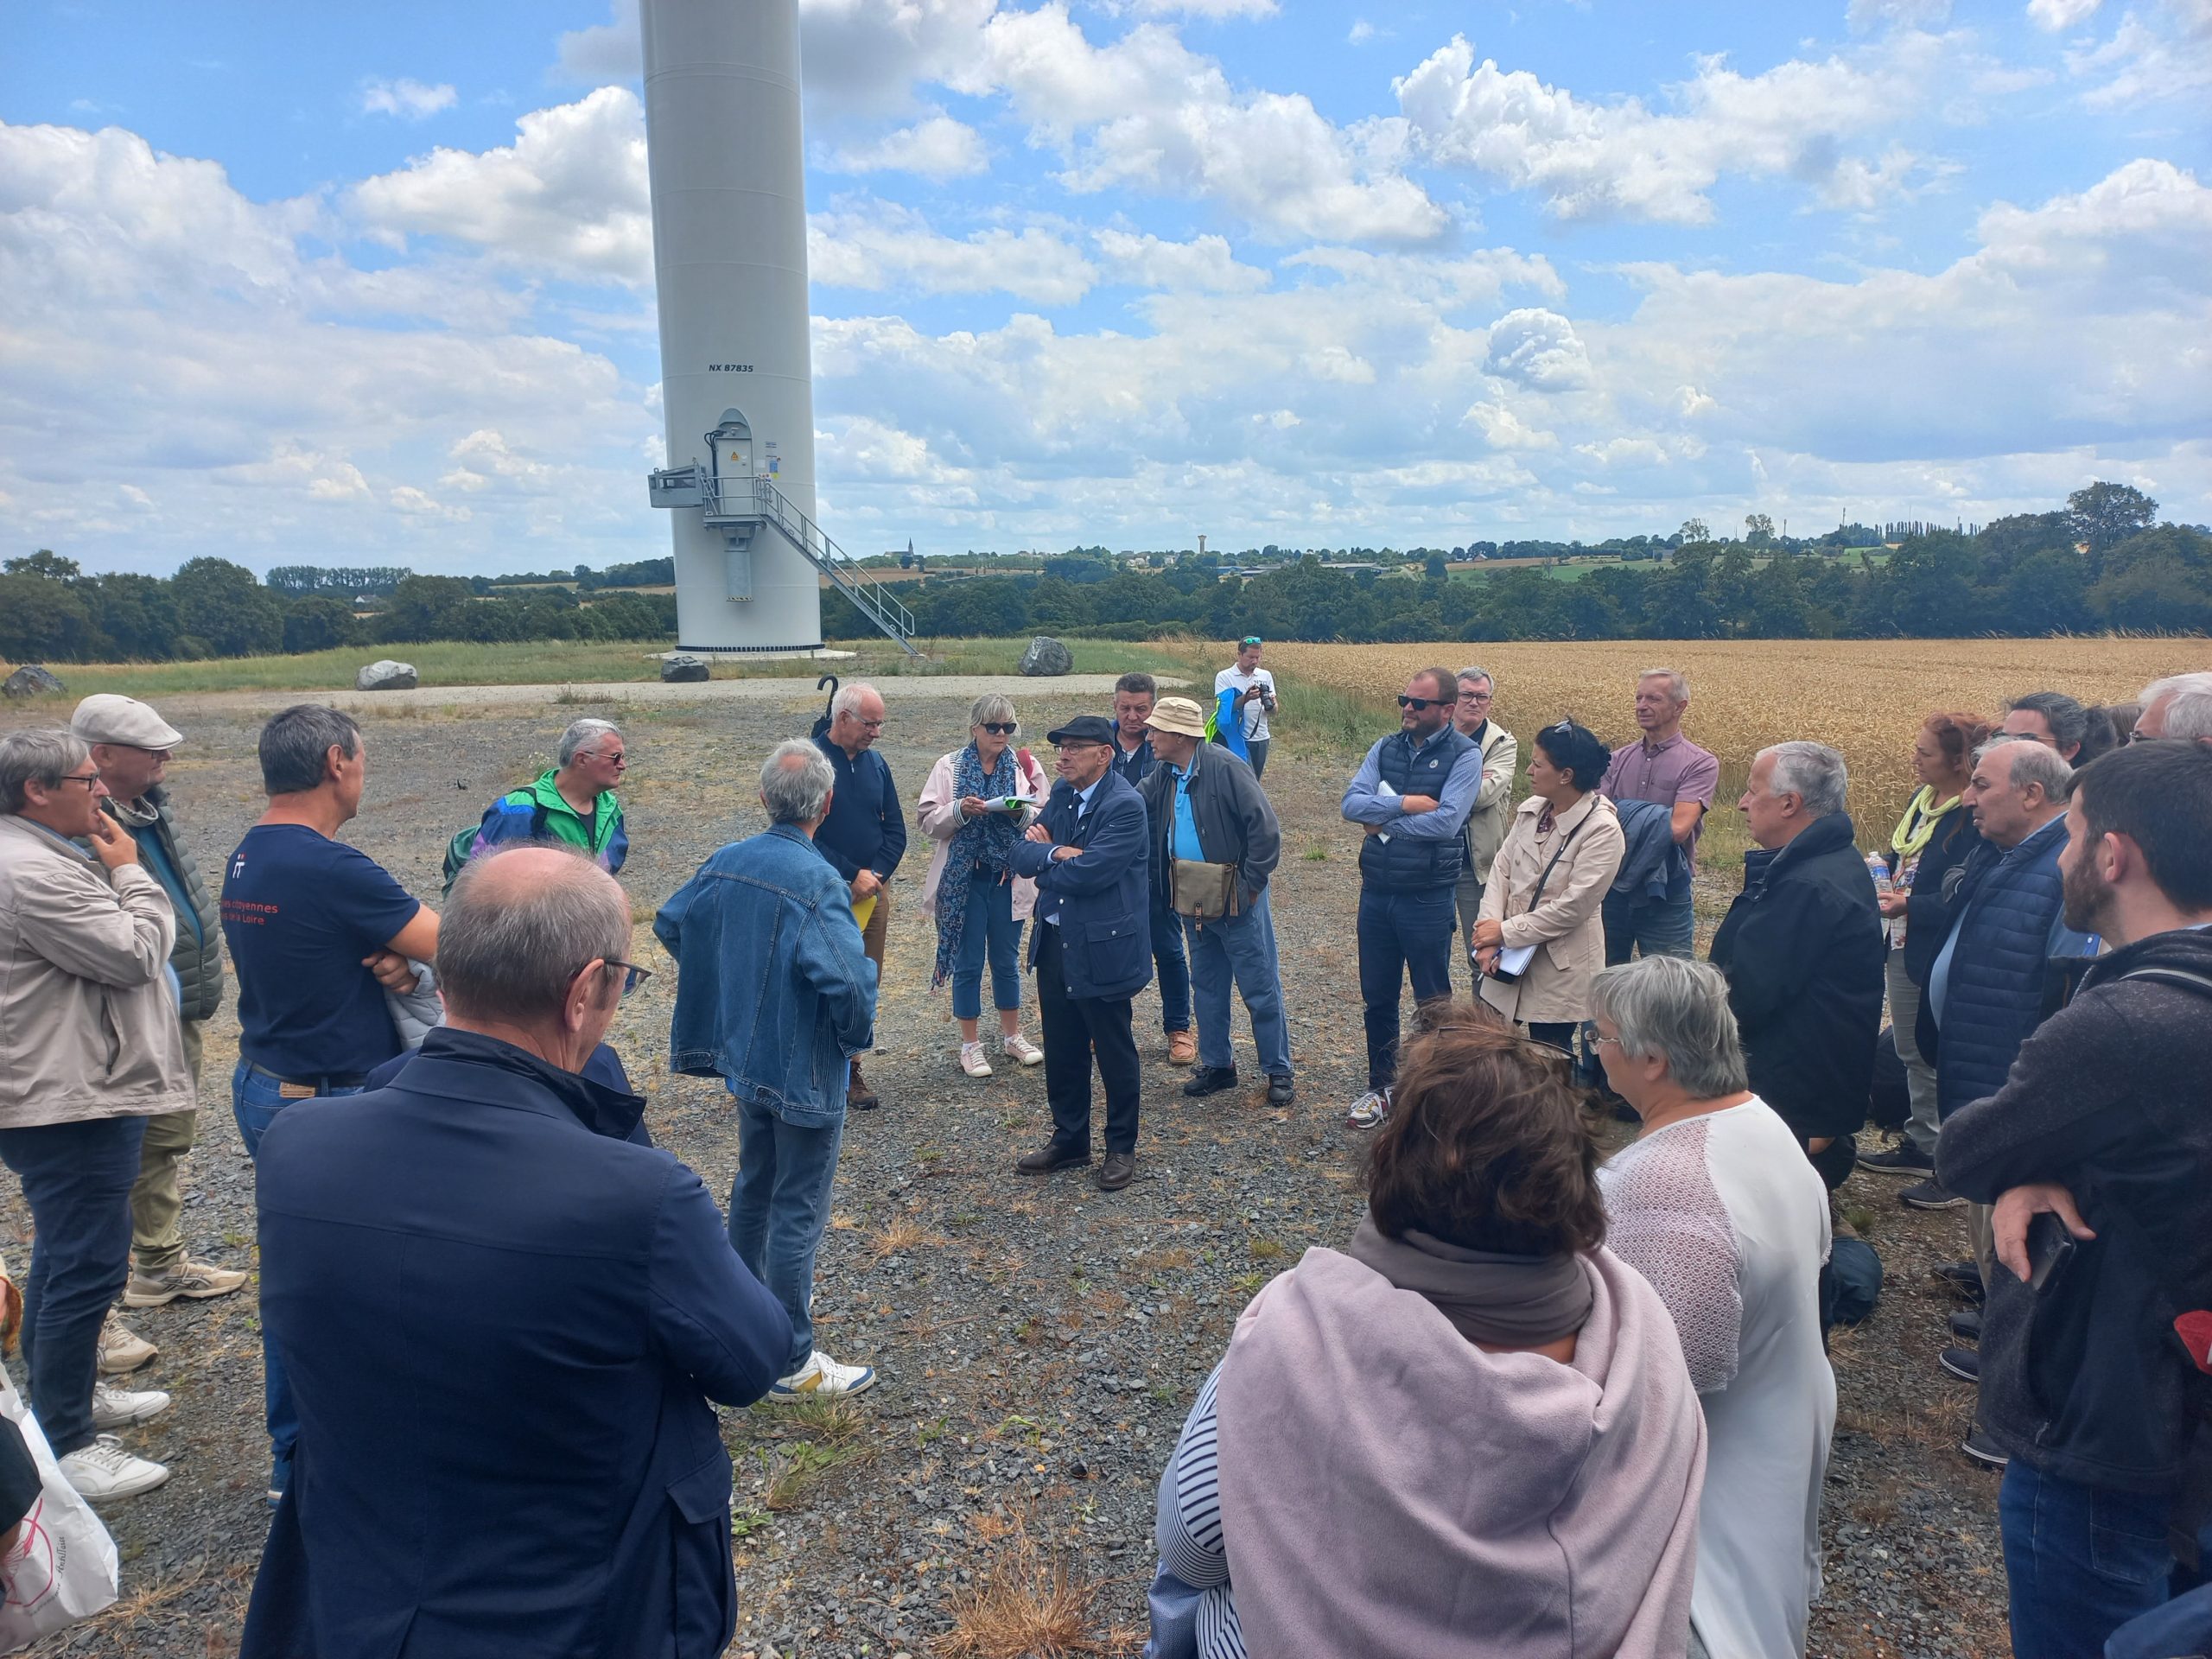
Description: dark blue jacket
xmin=655 ymin=823 xmax=876 ymax=1128
xmin=1926 ymin=815 xmax=2094 ymax=1120
xmin=1609 ymin=798 xmax=1678 ymax=907
xmin=241 ymin=1029 xmax=792 ymax=1659
xmin=810 ymin=736 xmax=907 ymax=884
xmin=1011 ymin=772 xmax=1153 ymax=1000
xmin=365 ymin=1042 xmax=651 ymax=1145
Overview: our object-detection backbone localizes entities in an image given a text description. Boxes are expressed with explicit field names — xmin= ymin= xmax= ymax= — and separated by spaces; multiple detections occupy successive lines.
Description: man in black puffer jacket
xmin=1709 ymin=741 xmax=1886 ymax=1189
xmin=1940 ymin=741 xmax=2212 ymax=1659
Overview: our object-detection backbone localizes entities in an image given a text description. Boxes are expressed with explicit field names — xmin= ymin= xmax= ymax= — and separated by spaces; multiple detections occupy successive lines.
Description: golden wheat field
xmin=1258 ymin=637 xmax=2210 ymax=814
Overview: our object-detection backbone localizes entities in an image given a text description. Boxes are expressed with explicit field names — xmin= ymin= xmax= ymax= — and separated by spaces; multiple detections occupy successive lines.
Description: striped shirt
xmin=1150 ymin=1363 xmax=1247 ymax=1659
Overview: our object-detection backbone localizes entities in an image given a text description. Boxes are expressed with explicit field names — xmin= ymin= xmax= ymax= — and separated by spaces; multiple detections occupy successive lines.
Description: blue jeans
xmin=1357 ymin=884 xmax=1457 ymax=1090
xmin=1152 ymin=890 xmax=1192 ymax=1034
xmin=728 ymin=1086 xmax=846 ymax=1376
xmin=0 ymin=1116 xmax=145 ymax=1458
xmin=951 ymin=873 xmax=1025 ymax=1021
xmin=1246 ymin=738 xmax=1269 ymax=780
xmin=1602 ymin=878 xmax=1696 ymax=964
xmin=1999 ymin=1459 xmax=2174 ymax=1659
xmin=232 ymin=1060 xmax=367 ymax=1484
xmin=1185 ymin=892 xmax=1292 ymax=1078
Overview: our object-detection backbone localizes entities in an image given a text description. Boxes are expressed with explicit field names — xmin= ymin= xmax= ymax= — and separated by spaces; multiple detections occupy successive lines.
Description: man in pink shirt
xmin=1599 ymin=668 xmax=1719 ymax=963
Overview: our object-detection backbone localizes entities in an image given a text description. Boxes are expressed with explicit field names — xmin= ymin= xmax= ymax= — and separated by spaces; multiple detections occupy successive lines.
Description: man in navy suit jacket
xmin=240 ymin=846 xmax=792 ymax=1659
xmin=1009 ymin=715 xmax=1153 ymax=1192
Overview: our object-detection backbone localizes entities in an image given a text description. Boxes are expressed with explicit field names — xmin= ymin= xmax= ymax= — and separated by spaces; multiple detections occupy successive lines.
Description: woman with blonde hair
xmin=917 ymin=696 xmax=1050 ymax=1077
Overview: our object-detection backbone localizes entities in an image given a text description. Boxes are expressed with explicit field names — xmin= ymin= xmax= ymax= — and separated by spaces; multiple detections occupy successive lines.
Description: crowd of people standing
xmin=0 ymin=652 xmax=2206 ymax=1656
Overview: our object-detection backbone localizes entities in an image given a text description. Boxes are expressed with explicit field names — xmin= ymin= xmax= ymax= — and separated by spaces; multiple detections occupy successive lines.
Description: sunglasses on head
xmin=978 ymin=721 xmax=1017 ymax=735
xmin=1239 ymin=637 xmax=1262 ymax=647
xmin=1398 ymin=695 xmax=1442 ymax=710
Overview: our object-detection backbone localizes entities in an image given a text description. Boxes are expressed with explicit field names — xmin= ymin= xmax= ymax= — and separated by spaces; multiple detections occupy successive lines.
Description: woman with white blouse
xmin=1592 ymin=955 xmax=1836 ymax=1659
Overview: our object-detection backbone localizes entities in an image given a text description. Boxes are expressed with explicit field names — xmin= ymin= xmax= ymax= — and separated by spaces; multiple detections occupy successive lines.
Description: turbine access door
xmin=709 ymin=410 xmax=756 ymax=601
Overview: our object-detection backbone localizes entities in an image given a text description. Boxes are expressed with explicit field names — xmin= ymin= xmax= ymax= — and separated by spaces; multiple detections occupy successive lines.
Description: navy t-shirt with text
xmin=220 ymin=823 xmax=423 ymax=1079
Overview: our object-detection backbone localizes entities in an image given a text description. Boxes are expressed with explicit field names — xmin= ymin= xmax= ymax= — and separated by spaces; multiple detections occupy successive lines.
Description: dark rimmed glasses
xmin=577 ymin=958 xmax=652 ymax=999
xmin=978 ymin=721 xmax=1018 ymax=736
xmin=1397 ymin=695 xmax=1442 ymax=710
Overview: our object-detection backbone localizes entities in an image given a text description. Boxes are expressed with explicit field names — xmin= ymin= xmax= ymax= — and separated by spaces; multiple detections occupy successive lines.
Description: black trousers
xmin=1034 ymin=923 xmax=1142 ymax=1156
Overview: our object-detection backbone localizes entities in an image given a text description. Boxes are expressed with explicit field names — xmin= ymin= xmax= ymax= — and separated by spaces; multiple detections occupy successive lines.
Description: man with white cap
xmin=70 ymin=696 xmax=245 ymax=1368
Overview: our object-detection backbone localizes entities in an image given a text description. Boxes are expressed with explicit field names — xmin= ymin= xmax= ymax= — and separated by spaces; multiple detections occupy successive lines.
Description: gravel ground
xmin=0 ymin=686 xmax=2014 ymax=1657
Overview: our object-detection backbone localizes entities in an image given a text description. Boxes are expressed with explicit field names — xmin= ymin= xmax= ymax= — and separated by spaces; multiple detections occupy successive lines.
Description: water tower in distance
xmin=640 ymin=0 xmax=916 ymax=656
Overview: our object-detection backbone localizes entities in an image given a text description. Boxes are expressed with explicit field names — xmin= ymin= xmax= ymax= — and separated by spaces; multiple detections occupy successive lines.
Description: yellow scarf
xmin=1890 ymin=785 xmax=1960 ymax=861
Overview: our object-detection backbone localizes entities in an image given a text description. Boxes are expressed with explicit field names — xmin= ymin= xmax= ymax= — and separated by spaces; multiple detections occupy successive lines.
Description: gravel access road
xmin=0 ymin=681 xmax=2015 ymax=1657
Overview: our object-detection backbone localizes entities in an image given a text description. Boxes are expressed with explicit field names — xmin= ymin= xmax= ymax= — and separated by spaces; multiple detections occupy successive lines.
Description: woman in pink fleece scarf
xmin=1147 ymin=1010 xmax=1708 ymax=1659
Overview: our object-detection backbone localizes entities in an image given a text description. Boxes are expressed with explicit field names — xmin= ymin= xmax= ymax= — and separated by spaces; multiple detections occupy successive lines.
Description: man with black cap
xmin=69 ymin=696 xmax=245 ymax=1366
xmin=1009 ymin=715 xmax=1153 ymax=1192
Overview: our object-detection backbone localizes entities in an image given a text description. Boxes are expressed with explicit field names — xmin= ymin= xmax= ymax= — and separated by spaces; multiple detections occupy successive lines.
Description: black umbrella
xmin=810 ymin=672 xmax=839 ymax=741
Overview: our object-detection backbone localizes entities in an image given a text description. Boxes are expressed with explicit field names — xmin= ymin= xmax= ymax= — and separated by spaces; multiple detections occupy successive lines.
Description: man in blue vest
xmin=1339 ymin=668 xmax=1487 ymax=1129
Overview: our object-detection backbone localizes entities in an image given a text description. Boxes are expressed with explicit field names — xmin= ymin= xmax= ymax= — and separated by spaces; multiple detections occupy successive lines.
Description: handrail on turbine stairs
xmin=652 ymin=469 xmax=918 ymax=658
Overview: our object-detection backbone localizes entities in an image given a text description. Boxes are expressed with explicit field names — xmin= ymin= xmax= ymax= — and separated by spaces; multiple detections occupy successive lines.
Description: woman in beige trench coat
xmin=1474 ymin=720 xmax=1626 ymax=1053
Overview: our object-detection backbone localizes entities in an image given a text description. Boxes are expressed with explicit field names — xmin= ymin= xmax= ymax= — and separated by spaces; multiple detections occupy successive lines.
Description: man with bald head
xmin=243 ymin=844 xmax=791 ymax=1659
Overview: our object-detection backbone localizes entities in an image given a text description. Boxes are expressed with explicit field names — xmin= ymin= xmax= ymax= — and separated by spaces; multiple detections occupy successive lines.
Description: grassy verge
xmin=2 ymin=635 xmax=1198 ymax=700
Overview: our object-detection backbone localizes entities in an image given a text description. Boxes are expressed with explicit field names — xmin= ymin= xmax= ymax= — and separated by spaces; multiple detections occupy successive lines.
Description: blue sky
xmin=3 ymin=0 xmax=2208 ymax=576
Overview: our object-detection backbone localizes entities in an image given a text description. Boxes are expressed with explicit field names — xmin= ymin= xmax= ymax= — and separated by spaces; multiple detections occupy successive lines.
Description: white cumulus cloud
xmin=360 ymin=78 xmax=458 ymax=119
xmin=1484 ymin=308 xmax=1592 ymax=390
xmin=829 ymin=111 xmax=988 ymax=177
xmin=1093 ymin=229 xmax=1269 ymax=292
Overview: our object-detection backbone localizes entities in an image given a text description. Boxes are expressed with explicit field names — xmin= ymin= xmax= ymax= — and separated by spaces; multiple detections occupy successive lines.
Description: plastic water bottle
xmin=1866 ymin=852 xmax=1892 ymax=893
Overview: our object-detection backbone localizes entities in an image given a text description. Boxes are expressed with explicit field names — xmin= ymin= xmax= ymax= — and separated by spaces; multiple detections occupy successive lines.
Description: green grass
xmin=2 ymin=634 xmax=1192 ymax=700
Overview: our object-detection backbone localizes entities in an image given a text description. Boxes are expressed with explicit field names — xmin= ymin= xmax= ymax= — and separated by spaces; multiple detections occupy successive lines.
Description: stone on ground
xmin=1019 ymin=636 xmax=1073 ymax=677
xmin=355 ymin=659 xmax=419 ymax=690
xmin=2 ymin=664 xmax=66 ymax=699
xmin=660 ymin=652 xmax=711 ymax=683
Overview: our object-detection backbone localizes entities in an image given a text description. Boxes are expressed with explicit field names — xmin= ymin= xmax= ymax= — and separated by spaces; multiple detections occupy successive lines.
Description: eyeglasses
xmin=1397 ymin=696 xmax=1442 ymax=710
xmin=580 ymin=751 xmax=627 ymax=768
xmin=55 ymin=771 xmax=103 ymax=788
xmin=1459 ymin=690 xmax=1493 ymax=704
xmin=576 ymin=958 xmax=652 ymax=999
xmin=1587 ymin=1033 xmax=1623 ymax=1048
xmin=854 ymin=719 xmax=887 ymax=732
xmin=978 ymin=722 xmax=1018 ymax=735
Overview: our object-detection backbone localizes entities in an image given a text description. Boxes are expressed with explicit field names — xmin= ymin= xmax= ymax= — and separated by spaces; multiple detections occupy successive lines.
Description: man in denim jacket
xmin=656 ymin=741 xmax=880 ymax=1397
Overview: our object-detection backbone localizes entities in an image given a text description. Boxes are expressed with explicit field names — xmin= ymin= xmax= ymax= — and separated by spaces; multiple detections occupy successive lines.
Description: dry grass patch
xmin=940 ymin=1512 xmax=1111 ymax=1659
xmin=866 ymin=1217 xmax=948 ymax=1262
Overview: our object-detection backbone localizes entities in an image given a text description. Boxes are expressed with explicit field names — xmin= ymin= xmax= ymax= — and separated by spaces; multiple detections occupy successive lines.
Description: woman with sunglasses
xmin=918 ymin=695 xmax=1051 ymax=1077
xmin=1471 ymin=719 xmax=1625 ymax=1057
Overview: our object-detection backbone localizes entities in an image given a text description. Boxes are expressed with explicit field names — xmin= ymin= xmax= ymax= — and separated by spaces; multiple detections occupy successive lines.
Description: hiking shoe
xmin=1001 ymin=1033 xmax=1044 ymax=1067
xmin=124 ymin=1257 xmax=248 ymax=1306
xmin=1016 ymin=1141 xmax=1091 ymax=1175
xmin=1097 ymin=1152 xmax=1136 ymax=1192
xmin=1940 ymin=1345 xmax=1980 ymax=1383
xmin=1266 ymin=1074 xmax=1295 ymax=1106
xmin=1961 ymin=1426 xmax=2009 ymax=1468
xmin=1857 ymin=1140 xmax=1936 ymax=1176
xmin=1166 ymin=1030 xmax=1198 ymax=1066
xmin=1935 ymin=1260 xmax=1986 ymax=1303
xmin=1949 ymin=1307 xmax=1983 ymax=1342
xmin=92 ymin=1381 xmax=172 ymax=1430
xmin=773 ymin=1351 xmax=877 ymax=1397
xmin=959 ymin=1042 xmax=994 ymax=1078
xmin=1900 ymin=1177 xmax=1967 ymax=1211
xmin=98 ymin=1315 xmax=156 ymax=1375
xmin=846 ymin=1062 xmax=880 ymax=1111
xmin=59 ymin=1435 xmax=168 ymax=1503
xmin=1346 ymin=1090 xmax=1390 ymax=1130
xmin=1182 ymin=1065 xmax=1238 ymax=1098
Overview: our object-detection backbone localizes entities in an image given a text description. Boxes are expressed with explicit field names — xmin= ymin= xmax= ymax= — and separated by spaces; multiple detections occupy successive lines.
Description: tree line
xmin=2 ymin=483 xmax=2202 ymax=665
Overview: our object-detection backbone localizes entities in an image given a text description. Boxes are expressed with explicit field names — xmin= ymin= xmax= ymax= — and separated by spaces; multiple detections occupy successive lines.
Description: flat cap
xmin=1045 ymin=714 xmax=1117 ymax=747
xmin=70 ymin=694 xmax=183 ymax=750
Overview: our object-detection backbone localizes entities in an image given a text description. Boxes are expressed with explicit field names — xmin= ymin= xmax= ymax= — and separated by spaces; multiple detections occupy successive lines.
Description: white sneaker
xmin=92 ymin=1381 xmax=172 ymax=1430
xmin=98 ymin=1314 xmax=157 ymax=1375
xmin=959 ymin=1041 xmax=994 ymax=1077
xmin=1001 ymin=1033 xmax=1044 ymax=1067
xmin=772 ymin=1350 xmax=878 ymax=1396
xmin=1346 ymin=1089 xmax=1391 ymax=1130
xmin=59 ymin=1435 xmax=169 ymax=1502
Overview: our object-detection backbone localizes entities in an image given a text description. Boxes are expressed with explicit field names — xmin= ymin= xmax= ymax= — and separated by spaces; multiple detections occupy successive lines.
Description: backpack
xmin=441 ymin=799 xmax=549 ymax=895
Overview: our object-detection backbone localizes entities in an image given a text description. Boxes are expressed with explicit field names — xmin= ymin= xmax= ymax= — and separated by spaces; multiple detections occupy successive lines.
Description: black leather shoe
xmin=1935 ymin=1260 xmax=1986 ymax=1303
xmin=1266 ymin=1074 xmax=1295 ymax=1106
xmin=1949 ymin=1307 xmax=1983 ymax=1342
xmin=1939 ymin=1344 xmax=1980 ymax=1382
xmin=1182 ymin=1066 xmax=1238 ymax=1098
xmin=1096 ymin=1151 xmax=1135 ymax=1192
xmin=1015 ymin=1142 xmax=1091 ymax=1175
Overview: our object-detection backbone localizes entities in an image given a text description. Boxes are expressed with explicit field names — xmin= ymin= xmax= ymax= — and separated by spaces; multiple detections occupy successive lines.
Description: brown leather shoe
xmin=1016 ymin=1142 xmax=1091 ymax=1175
xmin=847 ymin=1061 xmax=880 ymax=1112
xmin=1166 ymin=1029 xmax=1198 ymax=1066
xmin=1096 ymin=1151 xmax=1136 ymax=1192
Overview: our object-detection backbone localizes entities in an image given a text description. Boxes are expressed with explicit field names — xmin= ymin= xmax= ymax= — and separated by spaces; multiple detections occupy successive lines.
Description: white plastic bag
xmin=0 ymin=1367 xmax=119 ymax=1651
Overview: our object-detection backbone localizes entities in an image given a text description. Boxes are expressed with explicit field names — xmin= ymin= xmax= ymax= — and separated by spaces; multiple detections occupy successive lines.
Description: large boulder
xmin=355 ymin=659 xmax=418 ymax=691
xmin=2 ymin=665 xmax=66 ymax=700
xmin=1018 ymin=636 xmax=1073 ymax=677
xmin=660 ymin=652 xmax=711 ymax=683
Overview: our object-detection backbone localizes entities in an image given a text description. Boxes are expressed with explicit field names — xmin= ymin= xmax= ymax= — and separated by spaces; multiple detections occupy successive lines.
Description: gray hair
xmin=969 ymin=693 xmax=1016 ymax=729
xmin=1457 ymin=665 xmax=1494 ymax=690
xmin=437 ymin=844 xmax=632 ymax=1025
xmin=1637 ymin=667 xmax=1689 ymax=703
xmin=830 ymin=682 xmax=882 ymax=721
xmin=760 ymin=739 xmax=835 ymax=824
xmin=1758 ymin=740 xmax=1849 ymax=817
xmin=1976 ymin=734 xmax=2074 ymax=802
xmin=2143 ymin=671 xmax=2212 ymax=741
xmin=0 ymin=728 xmax=90 ymax=815
xmin=1592 ymin=957 xmax=1750 ymax=1101
xmin=557 ymin=718 xmax=622 ymax=767
xmin=258 ymin=704 xmax=361 ymax=796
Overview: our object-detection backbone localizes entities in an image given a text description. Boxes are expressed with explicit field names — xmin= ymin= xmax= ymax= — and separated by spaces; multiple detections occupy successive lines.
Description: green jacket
xmin=104 ymin=788 xmax=226 ymax=1025
xmin=468 ymin=771 xmax=628 ymax=873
